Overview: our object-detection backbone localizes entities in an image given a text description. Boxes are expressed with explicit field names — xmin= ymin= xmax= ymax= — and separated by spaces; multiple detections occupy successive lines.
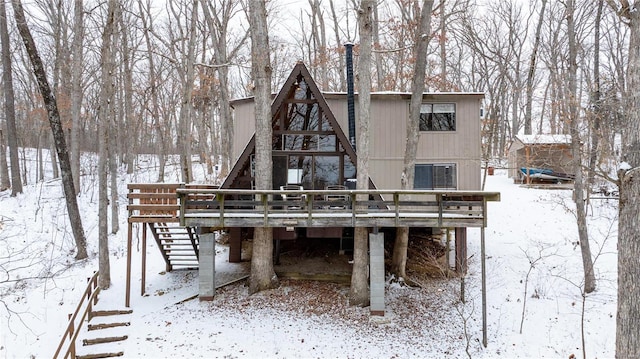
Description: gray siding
xmin=231 ymin=93 xmax=483 ymax=191
xmin=325 ymin=93 xmax=482 ymax=190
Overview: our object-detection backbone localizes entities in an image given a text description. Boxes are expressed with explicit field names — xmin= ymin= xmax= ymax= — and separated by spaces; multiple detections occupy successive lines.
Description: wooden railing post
xmin=68 ymin=313 xmax=75 ymax=359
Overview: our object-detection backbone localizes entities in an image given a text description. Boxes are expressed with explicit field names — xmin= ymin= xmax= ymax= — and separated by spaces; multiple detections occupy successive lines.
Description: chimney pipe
xmin=345 ymin=42 xmax=356 ymax=150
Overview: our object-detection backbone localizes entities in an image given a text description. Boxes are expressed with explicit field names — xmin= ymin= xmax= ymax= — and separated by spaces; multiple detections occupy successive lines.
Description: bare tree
xmin=178 ymin=1 xmax=198 ymax=184
xmin=248 ymin=0 xmax=278 ymax=294
xmin=566 ymin=0 xmax=596 ymax=294
xmin=349 ymin=0 xmax=374 ymax=307
xmin=138 ymin=0 xmax=167 ymax=182
xmin=608 ymin=0 xmax=640 ymax=356
xmin=523 ymin=0 xmax=547 ymax=135
xmin=391 ymin=0 xmax=434 ymax=281
xmin=0 ymin=129 xmax=8 ymax=191
xmin=11 ymin=0 xmax=87 ymax=260
xmin=200 ymin=0 xmax=249 ymax=180
xmin=70 ymin=0 xmax=83 ymax=193
xmin=97 ymin=0 xmax=118 ymax=289
xmin=1 ymin=0 xmax=22 ymax=196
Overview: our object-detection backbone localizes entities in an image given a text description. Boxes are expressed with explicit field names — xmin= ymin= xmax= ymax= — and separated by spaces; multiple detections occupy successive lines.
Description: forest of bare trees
xmin=0 ymin=0 xmax=637 ymax=354
xmin=0 ymin=0 xmax=630 ymax=191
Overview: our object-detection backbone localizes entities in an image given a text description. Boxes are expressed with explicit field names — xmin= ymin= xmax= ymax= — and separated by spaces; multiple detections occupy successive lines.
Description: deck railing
xmin=52 ymin=271 xmax=100 ymax=359
xmin=176 ymin=188 xmax=500 ymax=229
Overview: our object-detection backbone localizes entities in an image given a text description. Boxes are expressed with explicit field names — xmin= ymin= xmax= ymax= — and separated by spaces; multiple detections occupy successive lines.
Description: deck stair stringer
xmin=148 ymin=222 xmax=200 ymax=271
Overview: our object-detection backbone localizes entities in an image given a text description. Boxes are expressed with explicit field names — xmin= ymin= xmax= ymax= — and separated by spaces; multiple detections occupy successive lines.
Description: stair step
xmin=82 ymin=336 xmax=128 ymax=346
xmin=88 ymin=322 xmax=130 ymax=331
xmin=91 ymin=310 xmax=133 ymax=317
xmin=76 ymin=351 xmax=124 ymax=359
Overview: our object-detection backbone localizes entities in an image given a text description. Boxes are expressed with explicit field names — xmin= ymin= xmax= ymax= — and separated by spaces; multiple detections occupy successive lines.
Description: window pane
xmin=419 ymin=103 xmax=456 ymax=131
xmin=419 ymin=113 xmax=430 ymax=132
xmin=318 ymin=135 xmax=336 ymax=151
xmin=286 ymin=103 xmax=319 ymax=131
xmin=283 ymin=134 xmax=318 ymax=150
xmin=344 ymin=155 xmax=356 ymax=185
xmin=314 ymin=156 xmax=340 ymax=189
xmin=414 ymin=164 xmax=433 ymax=189
xmin=288 ymin=156 xmax=313 ymax=188
xmin=431 ymin=112 xmax=455 ymax=131
xmin=433 ymin=164 xmax=456 ymax=189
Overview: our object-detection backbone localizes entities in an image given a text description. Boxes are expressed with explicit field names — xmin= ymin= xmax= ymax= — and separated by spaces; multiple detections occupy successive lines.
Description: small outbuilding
xmin=507 ymin=135 xmax=574 ymax=183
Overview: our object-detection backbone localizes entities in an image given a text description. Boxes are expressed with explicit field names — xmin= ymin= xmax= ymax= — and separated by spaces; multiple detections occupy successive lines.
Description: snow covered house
xmin=126 ymin=62 xmax=499 ymax=321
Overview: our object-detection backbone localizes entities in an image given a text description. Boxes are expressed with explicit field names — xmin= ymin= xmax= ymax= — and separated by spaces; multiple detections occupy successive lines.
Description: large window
xmin=419 ymin=103 xmax=456 ymax=131
xmin=414 ymin=163 xmax=457 ymax=189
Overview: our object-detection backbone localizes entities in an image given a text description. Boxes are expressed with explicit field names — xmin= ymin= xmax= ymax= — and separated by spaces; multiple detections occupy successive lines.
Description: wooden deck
xmin=176 ymin=188 xmax=500 ymax=229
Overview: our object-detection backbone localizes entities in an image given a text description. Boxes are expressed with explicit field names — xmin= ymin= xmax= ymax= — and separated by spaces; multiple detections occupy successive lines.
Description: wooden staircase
xmin=148 ymin=222 xmax=199 ymax=271
xmin=75 ymin=309 xmax=133 ymax=359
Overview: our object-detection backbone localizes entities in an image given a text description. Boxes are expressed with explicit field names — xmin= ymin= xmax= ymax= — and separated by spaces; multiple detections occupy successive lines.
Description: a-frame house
xmin=221 ymin=62 xmax=361 ymax=192
xmin=222 ymin=63 xmax=370 ymax=262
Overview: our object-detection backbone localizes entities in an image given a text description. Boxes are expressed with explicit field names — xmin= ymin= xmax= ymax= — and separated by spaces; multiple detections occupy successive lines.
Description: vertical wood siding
xmin=233 ymin=93 xmax=483 ymax=190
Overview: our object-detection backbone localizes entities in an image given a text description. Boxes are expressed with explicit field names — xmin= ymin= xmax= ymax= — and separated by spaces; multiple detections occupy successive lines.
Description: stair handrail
xmin=52 ymin=271 xmax=101 ymax=359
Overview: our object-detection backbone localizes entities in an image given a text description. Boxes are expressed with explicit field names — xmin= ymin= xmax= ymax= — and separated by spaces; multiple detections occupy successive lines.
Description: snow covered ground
xmin=0 ymin=153 xmax=618 ymax=358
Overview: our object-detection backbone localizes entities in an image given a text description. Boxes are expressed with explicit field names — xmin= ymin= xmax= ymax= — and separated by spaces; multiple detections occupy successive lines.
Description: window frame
xmin=419 ymin=103 xmax=457 ymax=132
xmin=414 ymin=163 xmax=457 ymax=190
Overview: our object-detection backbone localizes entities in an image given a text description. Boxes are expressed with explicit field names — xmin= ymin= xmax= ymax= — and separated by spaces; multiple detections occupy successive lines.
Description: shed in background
xmin=507 ymin=135 xmax=573 ymax=182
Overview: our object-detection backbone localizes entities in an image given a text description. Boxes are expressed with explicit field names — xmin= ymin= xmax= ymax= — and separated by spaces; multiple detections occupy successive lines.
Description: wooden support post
xmin=199 ymin=231 xmax=216 ymax=301
xmin=229 ymin=227 xmax=242 ymax=263
xmin=125 ymin=222 xmax=132 ymax=308
xmin=141 ymin=223 xmax=147 ymax=296
xmin=481 ymin=226 xmax=488 ymax=347
xmin=455 ymin=227 xmax=467 ymax=273
xmin=369 ymin=231 xmax=385 ymax=316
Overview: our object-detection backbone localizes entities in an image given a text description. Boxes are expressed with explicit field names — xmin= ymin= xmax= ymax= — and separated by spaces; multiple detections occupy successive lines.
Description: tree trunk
xmin=119 ymin=6 xmax=135 ymax=175
xmin=12 ymin=0 xmax=87 ymax=259
xmin=391 ymin=0 xmax=434 ymax=281
xmin=138 ymin=0 xmax=166 ymax=183
xmin=70 ymin=0 xmax=84 ymax=193
xmin=438 ymin=0 xmax=447 ymax=91
xmin=567 ymin=0 xmax=596 ymax=294
xmin=328 ymin=0 xmax=345 ymax=92
xmin=350 ymin=0 xmax=375 ymax=307
xmin=523 ymin=0 xmax=547 ymax=135
xmin=177 ymin=1 xmax=198 ymax=184
xmin=1 ymin=0 xmax=23 ymax=196
xmin=97 ymin=0 xmax=118 ymax=289
xmin=0 ymin=130 xmax=9 ymax=191
xmin=616 ymin=1 xmax=640 ymax=356
xmin=200 ymin=0 xmax=245 ymax=182
xmin=587 ymin=0 xmax=603 ymax=189
xmin=248 ymin=0 xmax=278 ymax=294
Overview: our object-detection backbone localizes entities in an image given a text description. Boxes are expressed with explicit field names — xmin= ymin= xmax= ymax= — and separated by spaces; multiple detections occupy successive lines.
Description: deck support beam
xmin=126 ymin=222 xmax=132 ymax=308
xmin=481 ymin=226 xmax=488 ymax=347
xmin=199 ymin=230 xmax=216 ymax=301
xmin=369 ymin=231 xmax=385 ymax=315
xmin=229 ymin=227 xmax=242 ymax=263
xmin=455 ymin=227 xmax=468 ymax=273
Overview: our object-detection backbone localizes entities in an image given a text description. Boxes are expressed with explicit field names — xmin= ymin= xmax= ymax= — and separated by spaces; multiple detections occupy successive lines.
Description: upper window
xmin=419 ymin=103 xmax=456 ymax=131
xmin=414 ymin=163 xmax=457 ymax=190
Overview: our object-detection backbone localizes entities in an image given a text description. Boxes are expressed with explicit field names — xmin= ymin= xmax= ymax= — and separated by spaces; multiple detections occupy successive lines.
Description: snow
xmin=0 ymin=154 xmax=618 ymax=358
xmin=515 ymin=134 xmax=572 ymax=145
xmin=619 ymin=161 xmax=631 ymax=171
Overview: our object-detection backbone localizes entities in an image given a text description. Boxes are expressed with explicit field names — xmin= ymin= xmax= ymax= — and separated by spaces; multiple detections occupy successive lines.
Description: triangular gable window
xmin=222 ymin=63 xmax=361 ymax=191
